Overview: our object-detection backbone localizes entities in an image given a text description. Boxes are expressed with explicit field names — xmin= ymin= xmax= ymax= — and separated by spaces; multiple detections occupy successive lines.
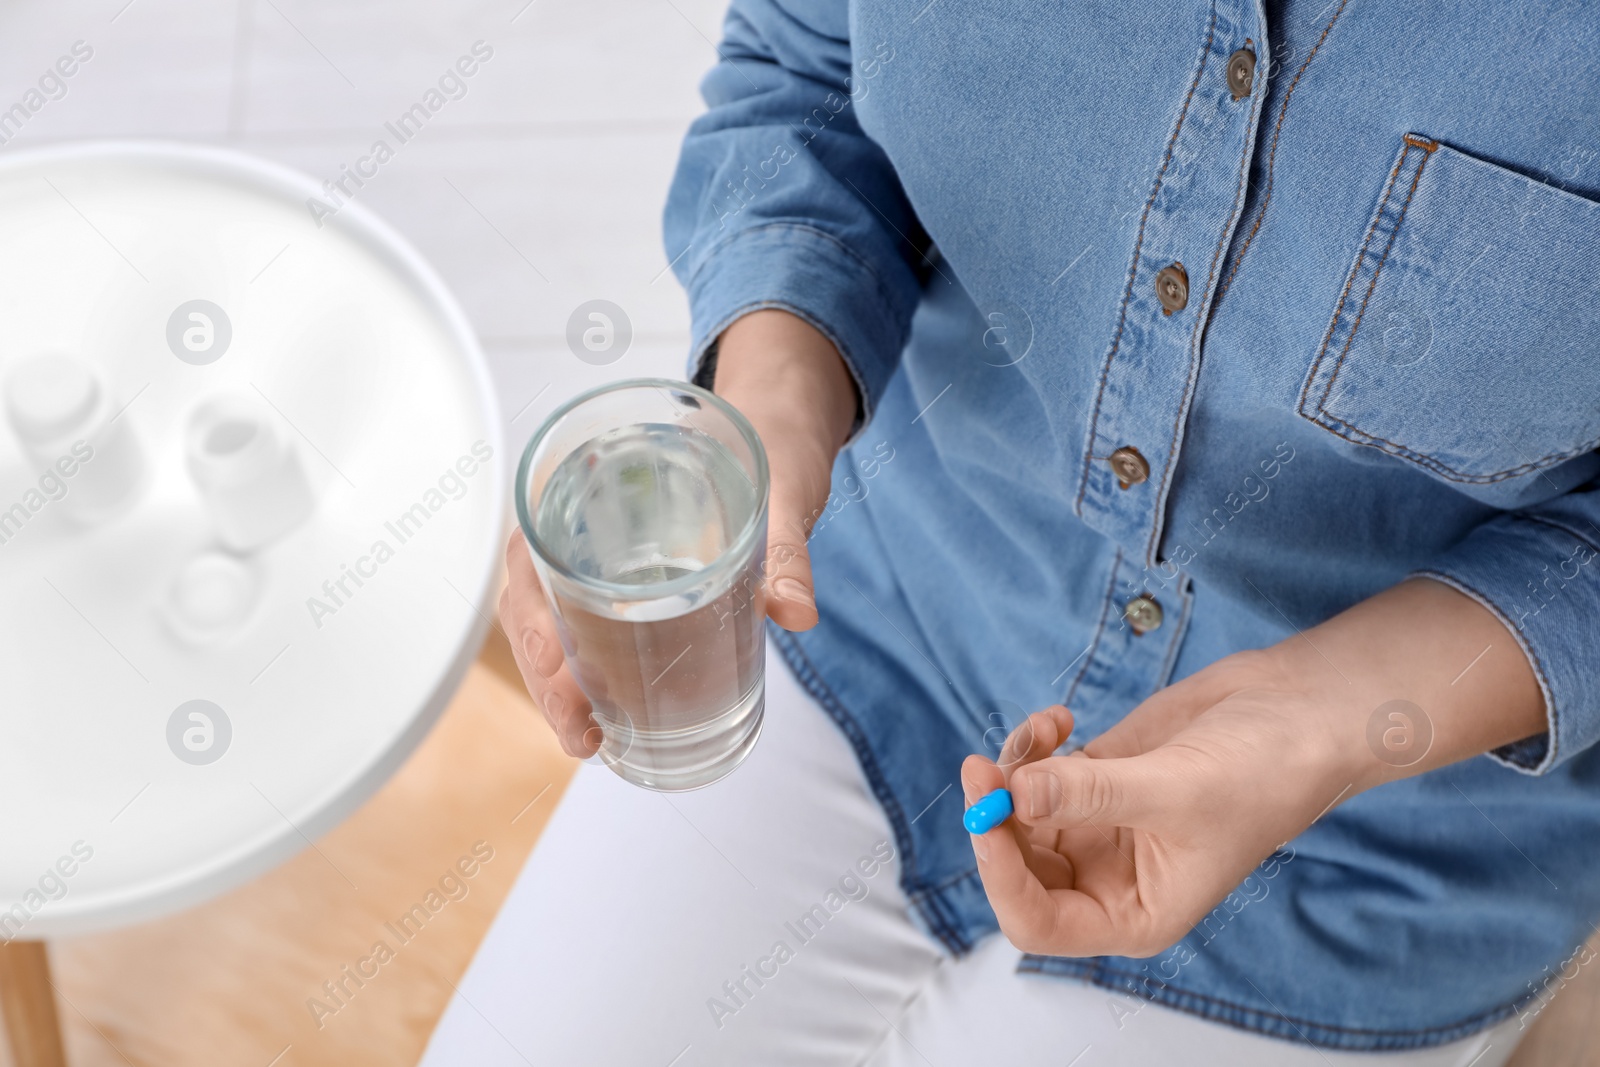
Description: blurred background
xmin=0 ymin=1 xmax=1596 ymax=1065
xmin=0 ymin=1 xmax=720 ymax=1064
xmin=0 ymin=0 xmax=723 ymax=462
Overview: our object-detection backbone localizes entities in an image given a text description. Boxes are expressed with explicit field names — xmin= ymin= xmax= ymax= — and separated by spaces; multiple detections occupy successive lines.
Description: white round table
xmin=0 ymin=142 xmax=505 ymax=1066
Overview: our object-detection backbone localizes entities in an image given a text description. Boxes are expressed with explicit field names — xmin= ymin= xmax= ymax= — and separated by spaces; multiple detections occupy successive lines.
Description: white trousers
xmin=422 ymin=640 xmax=1523 ymax=1066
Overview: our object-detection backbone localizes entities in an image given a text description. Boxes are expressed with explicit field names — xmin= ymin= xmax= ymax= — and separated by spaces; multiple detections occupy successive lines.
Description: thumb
xmin=706 ymin=310 xmax=856 ymax=634
xmin=763 ymin=517 xmax=819 ymax=632
xmin=1011 ymin=750 xmax=1195 ymax=831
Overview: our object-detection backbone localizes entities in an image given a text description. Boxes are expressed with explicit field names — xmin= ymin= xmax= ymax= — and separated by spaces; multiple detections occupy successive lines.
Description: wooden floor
xmin=0 ymin=626 xmax=1593 ymax=1065
xmin=9 ymin=630 xmax=578 ymax=1067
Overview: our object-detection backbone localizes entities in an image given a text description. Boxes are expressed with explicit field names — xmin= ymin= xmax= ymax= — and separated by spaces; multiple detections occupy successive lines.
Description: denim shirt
xmin=663 ymin=0 xmax=1600 ymax=1050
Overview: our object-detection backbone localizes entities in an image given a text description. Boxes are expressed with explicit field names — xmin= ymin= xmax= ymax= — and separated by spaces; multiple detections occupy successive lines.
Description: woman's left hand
xmin=963 ymin=577 xmax=1546 ymax=959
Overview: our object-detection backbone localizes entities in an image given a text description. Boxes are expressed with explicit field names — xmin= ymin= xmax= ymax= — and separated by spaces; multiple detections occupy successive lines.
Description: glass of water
xmin=515 ymin=378 xmax=770 ymax=792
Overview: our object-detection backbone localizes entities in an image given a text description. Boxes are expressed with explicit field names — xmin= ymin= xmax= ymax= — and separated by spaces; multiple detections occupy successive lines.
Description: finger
xmin=711 ymin=310 xmax=853 ymax=634
xmin=502 ymin=532 xmax=566 ymax=679
xmin=728 ymin=400 xmax=837 ymax=636
xmin=994 ymin=706 xmax=1083 ymax=879
xmin=500 ymin=533 xmax=600 ymax=758
xmin=1010 ymin=750 xmax=1198 ymax=831
xmin=962 ymin=754 xmax=1030 ymax=866
xmin=715 ymin=393 xmax=829 ymax=634
xmin=762 ymin=518 xmax=818 ymax=632
xmin=963 ymin=758 xmax=1130 ymax=955
xmin=501 ymin=617 xmax=598 ymax=758
xmin=996 ymin=705 xmax=1074 ymax=779
xmin=961 ymin=753 xmax=1007 ymax=808
xmin=538 ymin=668 xmax=602 ymax=759
xmin=966 ymin=754 xmax=1079 ymax=885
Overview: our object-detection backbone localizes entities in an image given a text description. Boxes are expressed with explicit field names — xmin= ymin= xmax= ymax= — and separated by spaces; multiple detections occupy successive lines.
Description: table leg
xmin=0 ymin=940 xmax=67 ymax=1067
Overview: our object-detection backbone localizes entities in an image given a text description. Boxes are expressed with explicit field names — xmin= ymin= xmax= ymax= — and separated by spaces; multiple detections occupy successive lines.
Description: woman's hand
xmin=962 ymin=660 xmax=1345 ymax=958
xmin=963 ymin=577 xmax=1546 ymax=958
xmin=499 ymin=309 xmax=857 ymax=757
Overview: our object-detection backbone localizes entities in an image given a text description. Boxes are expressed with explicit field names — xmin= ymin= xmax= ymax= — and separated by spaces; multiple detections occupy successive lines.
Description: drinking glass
xmin=515 ymin=378 xmax=770 ymax=791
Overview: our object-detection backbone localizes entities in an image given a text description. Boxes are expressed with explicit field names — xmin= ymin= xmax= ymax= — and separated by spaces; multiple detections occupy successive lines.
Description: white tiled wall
xmin=0 ymin=0 xmax=727 ymax=457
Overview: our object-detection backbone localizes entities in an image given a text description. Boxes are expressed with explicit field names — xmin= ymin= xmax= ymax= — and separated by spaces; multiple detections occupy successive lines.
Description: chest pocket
xmin=1298 ymin=133 xmax=1600 ymax=487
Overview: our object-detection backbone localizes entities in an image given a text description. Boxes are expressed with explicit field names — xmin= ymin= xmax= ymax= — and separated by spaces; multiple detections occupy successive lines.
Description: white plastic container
xmin=184 ymin=391 xmax=315 ymax=551
xmin=3 ymin=351 xmax=148 ymax=524
xmin=162 ymin=549 xmax=263 ymax=645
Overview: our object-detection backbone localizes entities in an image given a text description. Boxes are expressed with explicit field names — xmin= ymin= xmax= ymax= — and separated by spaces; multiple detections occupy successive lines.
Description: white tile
xmin=236 ymin=0 xmax=728 ymax=134
xmin=236 ymin=128 xmax=697 ymax=350
xmin=2 ymin=0 xmax=724 ymax=436
xmin=0 ymin=0 xmax=240 ymax=143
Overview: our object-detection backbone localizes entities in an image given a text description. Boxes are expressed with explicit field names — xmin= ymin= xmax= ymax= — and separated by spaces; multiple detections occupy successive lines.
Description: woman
xmin=443 ymin=1 xmax=1600 ymax=1063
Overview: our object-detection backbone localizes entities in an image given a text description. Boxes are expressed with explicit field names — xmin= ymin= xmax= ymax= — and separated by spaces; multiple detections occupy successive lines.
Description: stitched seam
xmin=684 ymin=216 xmax=914 ymax=438
xmin=1073 ymin=0 xmax=1218 ymax=515
xmin=1213 ymin=0 xmax=1353 ymax=307
xmin=1064 ymin=548 xmax=1123 ymax=707
xmin=1154 ymin=573 xmax=1194 ymax=687
xmin=1147 ymin=75 xmax=1267 ymax=565
xmin=1311 ymin=409 xmax=1600 ymax=484
xmin=768 ymin=626 xmax=969 ymax=952
xmin=1296 ymin=142 xmax=1412 ymax=416
xmin=1411 ymin=569 xmax=1560 ymax=773
xmin=917 ymin=864 xmax=985 ymax=897
xmin=1315 ymin=144 xmax=1436 ymax=415
xmin=695 ymin=298 xmax=879 ymax=437
xmin=1520 ymin=514 xmax=1600 ymax=556
xmin=687 ymin=219 xmax=908 ymax=336
xmin=904 ymin=880 xmax=960 ymax=950
xmin=1305 ymin=134 xmax=1592 ymax=483
xmin=912 ymin=872 xmax=986 ymax=954
xmin=1017 ymin=958 xmax=1528 ymax=1042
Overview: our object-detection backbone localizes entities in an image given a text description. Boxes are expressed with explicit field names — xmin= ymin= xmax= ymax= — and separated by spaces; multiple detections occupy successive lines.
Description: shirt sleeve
xmin=1412 ymin=476 xmax=1600 ymax=774
xmin=662 ymin=0 xmax=927 ymax=438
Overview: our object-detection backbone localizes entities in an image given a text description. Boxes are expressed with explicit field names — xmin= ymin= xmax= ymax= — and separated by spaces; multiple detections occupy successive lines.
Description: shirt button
xmin=1155 ymin=263 xmax=1188 ymax=315
xmin=1227 ymin=47 xmax=1256 ymax=100
xmin=1123 ymin=595 xmax=1164 ymax=635
xmin=1108 ymin=446 xmax=1150 ymax=488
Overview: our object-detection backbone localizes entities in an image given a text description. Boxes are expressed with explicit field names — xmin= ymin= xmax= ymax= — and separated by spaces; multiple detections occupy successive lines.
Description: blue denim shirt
xmin=664 ymin=0 xmax=1600 ymax=1050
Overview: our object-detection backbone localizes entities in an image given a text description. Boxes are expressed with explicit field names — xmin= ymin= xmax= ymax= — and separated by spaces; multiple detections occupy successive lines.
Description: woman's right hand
xmin=498 ymin=308 xmax=859 ymax=757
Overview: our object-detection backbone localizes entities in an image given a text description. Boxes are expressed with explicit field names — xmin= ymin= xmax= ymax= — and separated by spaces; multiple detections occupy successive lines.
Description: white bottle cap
xmin=5 ymin=352 xmax=104 ymax=445
xmin=164 ymin=550 xmax=262 ymax=645
xmin=185 ymin=391 xmax=316 ymax=551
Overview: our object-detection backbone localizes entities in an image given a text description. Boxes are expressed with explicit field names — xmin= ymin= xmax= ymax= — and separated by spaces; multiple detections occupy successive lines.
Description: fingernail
xmin=772 ymin=577 xmax=814 ymax=608
xmin=1026 ymin=770 xmax=1059 ymax=820
xmin=970 ymin=833 xmax=989 ymax=861
xmin=520 ymin=627 xmax=542 ymax=664
xmin=964 ymin=788 xmax=1013 ymax=834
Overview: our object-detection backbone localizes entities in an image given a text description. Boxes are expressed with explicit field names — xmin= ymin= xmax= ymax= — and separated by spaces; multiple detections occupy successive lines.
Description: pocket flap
xmin=1299 ymin=134 xmax=1600 ymax=485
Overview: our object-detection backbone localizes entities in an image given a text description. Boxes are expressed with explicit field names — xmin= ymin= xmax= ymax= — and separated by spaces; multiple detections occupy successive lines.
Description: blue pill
xmin=963 ymin=788 xmax=1014 ymax=835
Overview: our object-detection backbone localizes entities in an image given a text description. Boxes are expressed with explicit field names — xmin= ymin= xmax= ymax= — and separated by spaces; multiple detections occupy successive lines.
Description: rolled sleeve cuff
xmin=680 ymin=221 xmax=911 ymax=444
xmin=1413 ymin=516 xmax=1600 ymax=775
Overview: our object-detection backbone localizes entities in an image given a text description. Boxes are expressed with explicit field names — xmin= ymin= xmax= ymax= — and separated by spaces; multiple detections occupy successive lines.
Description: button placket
xmin=1065 ymin=557 xmax=1194 ymax=728
xmin=1074 ymin=0 xmax=1270 ymax=573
